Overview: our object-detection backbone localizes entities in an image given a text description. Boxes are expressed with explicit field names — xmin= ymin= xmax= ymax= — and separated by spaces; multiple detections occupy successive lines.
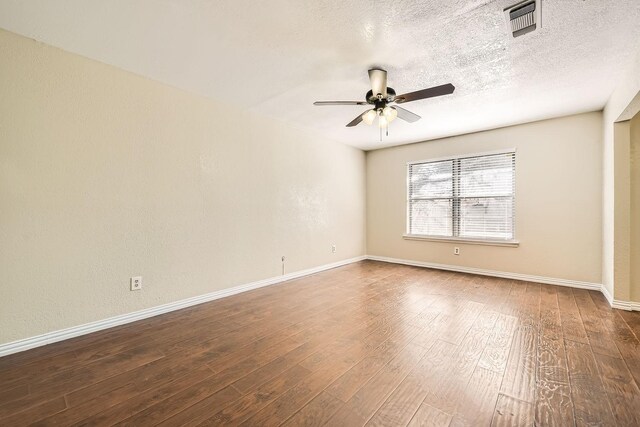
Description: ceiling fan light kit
xmin=313 ymin=68 xmax=455 ymax=141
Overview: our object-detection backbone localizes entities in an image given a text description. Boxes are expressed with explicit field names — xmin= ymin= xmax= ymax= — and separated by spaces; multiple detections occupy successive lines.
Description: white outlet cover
xmin=130 ymin=276 xmax=142 ymax=291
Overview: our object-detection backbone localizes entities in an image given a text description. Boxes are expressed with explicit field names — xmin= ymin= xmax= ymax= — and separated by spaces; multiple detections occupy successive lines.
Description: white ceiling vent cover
xmin=504 ymin=0 xmax=541 ymax=38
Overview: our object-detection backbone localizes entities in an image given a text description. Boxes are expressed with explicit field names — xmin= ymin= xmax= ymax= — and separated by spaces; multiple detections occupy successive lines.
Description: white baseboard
xmin=366 ymin=255 xmax=640 ymax=312
xmin=366 ymin=255 xmax=602 ymax=290
xmin=0 ymin=255 xmax=367 ymax=357
xmin=601 ymin=284 xmax=615 ymax=306
xmin=610 ymin=298 xmax=640 ymax=311
xmin=3 ymin=253 xmax=638 ymax=357
xmin=601 ymin=283 xmax=640 ymax=311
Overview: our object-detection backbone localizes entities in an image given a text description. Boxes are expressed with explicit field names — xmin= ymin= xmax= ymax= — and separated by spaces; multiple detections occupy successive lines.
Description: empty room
xmin=1 ymin=0 xmax=640 ymax=425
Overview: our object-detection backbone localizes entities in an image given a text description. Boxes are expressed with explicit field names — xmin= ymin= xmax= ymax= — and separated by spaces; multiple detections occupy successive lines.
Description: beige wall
xmin=0 ymin=29 xmax=366 ymax=345
xmin=0 ymin=26 xmax=621 ymax=346
xmin=602 ymin=47 xmax=640 ymax=299
xmin=613 ymin=121 xmax=632 ymax=301
xmin=631 ymin=113 xmax=640 ymax=302
xmin=367 ymin=112 xmax=603 ymax=284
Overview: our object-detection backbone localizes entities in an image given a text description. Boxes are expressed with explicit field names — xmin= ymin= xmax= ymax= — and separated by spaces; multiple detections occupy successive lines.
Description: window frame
xmin=404 ymin=148 xmax=519 ymax=247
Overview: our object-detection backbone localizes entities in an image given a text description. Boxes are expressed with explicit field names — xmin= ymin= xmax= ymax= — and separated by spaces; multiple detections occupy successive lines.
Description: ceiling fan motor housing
xmin=367 ymin=87 xmax=396 ymax=105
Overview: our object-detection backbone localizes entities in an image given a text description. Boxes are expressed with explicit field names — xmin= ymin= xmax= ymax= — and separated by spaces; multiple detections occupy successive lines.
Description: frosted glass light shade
xmin=362 ymin=109 xmax=377 ymax=125
xmin=383 ymin=106 xmax=398 ymax=122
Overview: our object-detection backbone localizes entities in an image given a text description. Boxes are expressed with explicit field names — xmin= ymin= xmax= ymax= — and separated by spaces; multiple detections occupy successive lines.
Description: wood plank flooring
xmin=1 ymin=260 xmax=639 ymax=426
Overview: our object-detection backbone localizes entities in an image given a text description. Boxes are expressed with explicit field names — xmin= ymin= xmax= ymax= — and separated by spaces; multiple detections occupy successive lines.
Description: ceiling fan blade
xmin=314 ymin=101 xmax=368 ymax=106
xmin=368 ymin=68 xmax=387 ymax=98
xmin=393 ymin=106 xmax=421 ymax=123
xmin=395 ymin=83 xmax=455 ymax=104
xmin=346 ymin=112 xmax=365 ymax=127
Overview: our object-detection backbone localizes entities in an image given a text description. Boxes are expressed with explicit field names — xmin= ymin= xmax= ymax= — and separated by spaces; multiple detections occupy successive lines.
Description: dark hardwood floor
xmin=1 ymin=260 xmax=639 ymax=426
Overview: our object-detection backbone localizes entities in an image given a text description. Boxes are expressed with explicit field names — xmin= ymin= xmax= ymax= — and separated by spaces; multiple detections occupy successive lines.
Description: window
xmin=407 ymin=150 xmax=516 ymax=243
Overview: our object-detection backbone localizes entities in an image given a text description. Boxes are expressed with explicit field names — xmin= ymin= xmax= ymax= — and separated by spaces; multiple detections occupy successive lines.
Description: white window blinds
xmin=408 ymin=151 xmax=516 ymax=241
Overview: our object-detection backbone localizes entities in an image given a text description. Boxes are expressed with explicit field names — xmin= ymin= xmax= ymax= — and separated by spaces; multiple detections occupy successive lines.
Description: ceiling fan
xmin=313 ymin=68 xmax=455 ymax=134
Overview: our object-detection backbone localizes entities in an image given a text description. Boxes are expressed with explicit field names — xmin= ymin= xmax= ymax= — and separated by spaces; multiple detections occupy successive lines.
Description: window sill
xmin=402 ymin=234 xmax=520 ymax=247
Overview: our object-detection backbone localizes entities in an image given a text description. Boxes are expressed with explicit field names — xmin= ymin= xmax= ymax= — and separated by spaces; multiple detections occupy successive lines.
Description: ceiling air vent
xmin=504 ymin=0 xmax=541 ymax=38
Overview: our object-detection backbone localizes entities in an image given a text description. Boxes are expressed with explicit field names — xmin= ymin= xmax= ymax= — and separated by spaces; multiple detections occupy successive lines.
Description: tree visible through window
xmin=407 ymin=151 xmax=515 ymax=240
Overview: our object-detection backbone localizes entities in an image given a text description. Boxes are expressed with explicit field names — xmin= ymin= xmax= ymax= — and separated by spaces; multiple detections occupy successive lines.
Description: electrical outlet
xmin=331 ymin=245 xmax=336 ymax=253
xmin=130 ymin=276 xmax=142 ymax=291
xmin=454 ymin=247 xmax=460 ymax=255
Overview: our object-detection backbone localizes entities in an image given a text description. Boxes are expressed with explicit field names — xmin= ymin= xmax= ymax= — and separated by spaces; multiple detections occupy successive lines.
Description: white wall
xmin=367 ymin=113 xmax=603 ymax=284
xmin=0 ymin=29 xmax=366 ymax=345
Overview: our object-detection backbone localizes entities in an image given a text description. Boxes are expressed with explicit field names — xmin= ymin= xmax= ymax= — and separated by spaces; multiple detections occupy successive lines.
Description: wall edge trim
xmin=0 ymin=255 xmax=367 ymax=357
xmin=4 ymin=254 xmax=638 ymax=357
xmin=601 ymin=284 xmax=615 ymax=306
xmin=366 ymin=255 xmax=603 ymax=289
xmin=366 ymin=255 xmax=640 ymax=311
xmin=610 ymin=299 xmax=640 ymax=311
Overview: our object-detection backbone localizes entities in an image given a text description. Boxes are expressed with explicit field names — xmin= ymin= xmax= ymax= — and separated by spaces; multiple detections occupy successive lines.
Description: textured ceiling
xmin=1 ymin=0 xmax=639 ymax=150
